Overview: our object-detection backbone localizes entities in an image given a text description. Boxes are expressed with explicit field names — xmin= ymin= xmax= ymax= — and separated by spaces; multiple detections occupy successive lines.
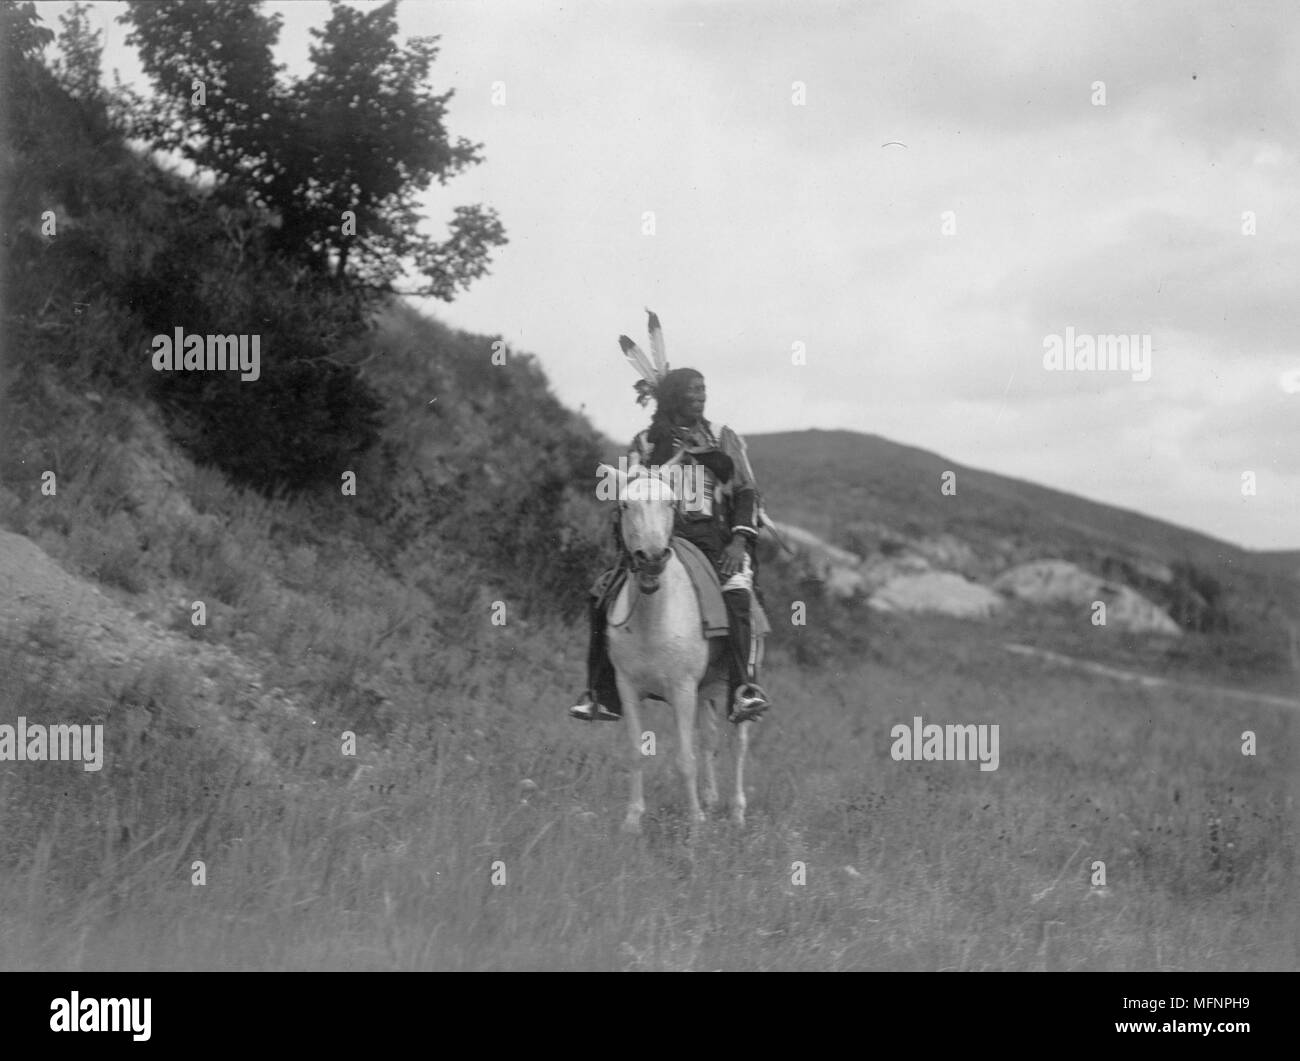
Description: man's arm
xmin=719 ymin=425 xmax=759 ymax=544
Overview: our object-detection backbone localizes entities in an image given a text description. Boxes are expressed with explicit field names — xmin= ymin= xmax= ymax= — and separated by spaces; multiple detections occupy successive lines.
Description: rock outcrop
xmin=868 ymin=571 xmax=1005 ymax=618
xmin=992 ymin=559 xmax=1182 ymax=636
xmin=764 ymin=518 xmax=1186 ymax=635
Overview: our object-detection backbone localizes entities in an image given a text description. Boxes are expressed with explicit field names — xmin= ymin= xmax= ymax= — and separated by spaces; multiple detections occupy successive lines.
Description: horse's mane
xmin=622 ymin=471 xmax=678 ymax=504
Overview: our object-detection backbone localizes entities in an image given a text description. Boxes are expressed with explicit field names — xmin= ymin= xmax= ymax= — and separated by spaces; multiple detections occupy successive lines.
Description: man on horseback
xmin=569 ymin=312 xmax=772 ymax=726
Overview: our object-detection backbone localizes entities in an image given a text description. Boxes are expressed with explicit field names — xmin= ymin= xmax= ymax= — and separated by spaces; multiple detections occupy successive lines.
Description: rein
xmin=608 ymin=450 xmax=684 ymax=628
xmin=606 ymin=574 xmax=640 ymax=628
xmin=608 ymin=545 xmax=675 ymax=628
xmin=630 ymin=546 xmax=672 ymax=580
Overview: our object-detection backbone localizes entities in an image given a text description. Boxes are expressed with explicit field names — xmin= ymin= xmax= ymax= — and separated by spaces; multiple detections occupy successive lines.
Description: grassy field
xmin=2 ymin=546 xmax=1295 ymax=969
xmin=0 ymin=384 xmax=1295 ymax=972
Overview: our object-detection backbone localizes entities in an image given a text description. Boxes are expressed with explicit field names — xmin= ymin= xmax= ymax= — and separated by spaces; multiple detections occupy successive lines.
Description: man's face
xmin=682 ymin=378 xmax=706 ymax=422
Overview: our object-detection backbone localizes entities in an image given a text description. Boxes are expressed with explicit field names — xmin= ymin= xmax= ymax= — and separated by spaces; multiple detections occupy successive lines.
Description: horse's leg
xmin=701 ymin=692 xmax=720 ymax=813
xmin=671 ymin=677 xmax=705 ymax=826
xmin=618 ymin=676 xmax=645 ymax=835
xmin=731 ymin=636 xmax=762 ymax=827
xmin=732 ymin=720 xmax=749 ymax=827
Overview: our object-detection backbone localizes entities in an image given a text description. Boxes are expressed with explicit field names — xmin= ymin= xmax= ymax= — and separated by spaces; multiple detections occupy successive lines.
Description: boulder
xmin=993 ymin=559 xmax=1181 ymax=635
xmin=767 ymin=519 xmax=867 ymax=599
xmin=868 ymin=571 xmax=1005 ymax=618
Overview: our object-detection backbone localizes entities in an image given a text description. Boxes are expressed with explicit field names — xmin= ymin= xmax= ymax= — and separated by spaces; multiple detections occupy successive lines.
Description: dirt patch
xmin=868 ymin=570 xmax=1005 ymax=618
xmin=0 ymin=528 xmax=307 ymax=771
xmin=994 ymin=559 xmax=1182 ymax=636
xmin=1002 ymin=642 xmax=1300 ymax=710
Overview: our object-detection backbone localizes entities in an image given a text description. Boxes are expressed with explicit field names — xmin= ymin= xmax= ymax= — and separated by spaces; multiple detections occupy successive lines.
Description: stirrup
xmin=728 ymin=682 xmax=770 ymax=724
xmin=569 ymin=692 xmax=621 ymax=722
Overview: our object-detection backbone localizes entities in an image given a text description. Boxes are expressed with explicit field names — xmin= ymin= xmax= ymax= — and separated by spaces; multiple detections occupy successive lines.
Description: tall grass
xmin=1 ymin=560 xmax=1296 ymax=969
xmin=2 ymin=378 xmax=1297 ymax=969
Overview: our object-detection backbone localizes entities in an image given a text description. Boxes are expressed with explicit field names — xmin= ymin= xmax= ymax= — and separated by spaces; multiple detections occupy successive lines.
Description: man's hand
xmin=720 ymin=535 xmax=748 ymax=578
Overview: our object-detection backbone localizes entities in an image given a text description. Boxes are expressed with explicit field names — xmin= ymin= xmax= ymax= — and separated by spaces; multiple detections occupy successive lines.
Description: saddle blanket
xmin=590 ymin=536 xmax=770 ymax=640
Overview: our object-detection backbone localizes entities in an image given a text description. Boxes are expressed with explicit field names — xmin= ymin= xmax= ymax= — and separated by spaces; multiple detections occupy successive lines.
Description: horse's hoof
xmin=621 ymin=817 xmax=643 ymax=836
xmin=730 ymin=810 xmax=746 ymax=828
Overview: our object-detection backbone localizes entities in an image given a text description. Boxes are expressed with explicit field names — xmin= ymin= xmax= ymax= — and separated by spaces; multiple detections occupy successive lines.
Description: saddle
xmin=590 ymin=536 xmax=770 ymax=639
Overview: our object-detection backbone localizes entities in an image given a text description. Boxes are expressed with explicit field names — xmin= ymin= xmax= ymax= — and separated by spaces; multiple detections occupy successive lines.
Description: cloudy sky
xmin=43 ymin=0 xmax=1300 ymax=549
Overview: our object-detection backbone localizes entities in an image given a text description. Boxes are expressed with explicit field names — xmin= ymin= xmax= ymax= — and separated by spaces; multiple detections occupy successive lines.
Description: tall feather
xmin=618 ymin=334 xmax=657 ymax=382
xmin=645 ymin=308 xmax=668 ymax=376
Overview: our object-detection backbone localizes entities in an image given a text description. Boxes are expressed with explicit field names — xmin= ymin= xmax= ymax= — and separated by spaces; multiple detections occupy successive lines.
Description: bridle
xmin=620 ymin=494 xmax=674 ymax=598
xmin=608 ymin=537 xmax=674 ymax=627
xmin=604 ymin=445 xmax=688 ymax=615
xmin=627 ymin=533 xmax=672 ymax=582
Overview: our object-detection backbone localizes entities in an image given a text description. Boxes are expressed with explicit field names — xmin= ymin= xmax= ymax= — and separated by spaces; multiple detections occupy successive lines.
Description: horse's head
xmin=598 ymin=448 xmax=686 ymax=594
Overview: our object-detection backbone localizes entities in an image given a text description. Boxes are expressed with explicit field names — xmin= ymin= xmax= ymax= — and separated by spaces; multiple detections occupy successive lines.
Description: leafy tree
xmin=52 ymin=2 xmax=104 ymax=103
xmin=0 ymin=1 xmax=54 ymax=120
xmin=0 ymin=1 xmax=53 ymax=65
xmin=118 ymin=1 xmax=286 ymax=190
xmin=119 ymin=0 xmax=506 ymax=299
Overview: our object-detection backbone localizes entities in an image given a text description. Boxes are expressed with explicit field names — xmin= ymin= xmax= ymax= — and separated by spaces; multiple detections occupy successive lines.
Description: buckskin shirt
xmin=627 ymin=420 xmax=761 ymax=590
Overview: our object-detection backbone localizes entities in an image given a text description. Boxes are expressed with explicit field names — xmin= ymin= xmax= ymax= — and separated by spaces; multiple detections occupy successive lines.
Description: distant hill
xmin=742 ymin=428 xmax=1300 ymax=672
xmin=746 ymin=429 xmax=1258 ymax=569
xmin=1254 ymin=550 xmax=1300 ymax=580
xmin=599 ymin=426 xmax=1297 ymax=606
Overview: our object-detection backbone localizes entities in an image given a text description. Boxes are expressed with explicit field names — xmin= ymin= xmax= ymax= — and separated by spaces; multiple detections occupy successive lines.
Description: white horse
xmin=598 ymin=452 xmax=756 ymax=834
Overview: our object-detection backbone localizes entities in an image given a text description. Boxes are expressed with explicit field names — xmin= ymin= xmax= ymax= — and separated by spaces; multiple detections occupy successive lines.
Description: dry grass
xmin=1 ymin=593 xmax=1296 ymax=970
xmin=0 ymin=399 xmax=1296 ymax=971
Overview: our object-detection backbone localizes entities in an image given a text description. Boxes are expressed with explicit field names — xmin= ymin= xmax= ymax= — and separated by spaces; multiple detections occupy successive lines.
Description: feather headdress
xmin=618 ymin=308 xmax=670 ymax=406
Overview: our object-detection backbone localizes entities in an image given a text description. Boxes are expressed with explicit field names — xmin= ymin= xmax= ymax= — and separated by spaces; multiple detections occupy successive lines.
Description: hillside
xmin=747 ymin=429 xmax=1276 ymax=573
xmin=744 ymin=429 xmax=1300 ymax=687
xmin=1256 ymin=550 xmax=1300 ymax=579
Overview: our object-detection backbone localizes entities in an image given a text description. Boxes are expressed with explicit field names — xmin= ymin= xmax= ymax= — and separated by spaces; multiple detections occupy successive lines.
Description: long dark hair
xmin=646 ymin=368 xmax=704 ymax=465
xmin=646 ymin=367 xmax=733 ymax=483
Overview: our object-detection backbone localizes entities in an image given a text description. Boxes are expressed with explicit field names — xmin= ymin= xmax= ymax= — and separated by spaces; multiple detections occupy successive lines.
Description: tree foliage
xmin=52 ymin=2 xmax=104 ymax=103
xmin=0 ymin=1 xmax=54 ymax=125
xmin=0 ymin=1 xmax=53 ymax=65
xmin=119 ymin=0 xmax=506 ymax=297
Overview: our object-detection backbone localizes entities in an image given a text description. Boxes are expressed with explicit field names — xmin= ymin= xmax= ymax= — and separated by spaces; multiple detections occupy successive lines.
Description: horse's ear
xmin=595 ymin=463 xmax=628 ymax=502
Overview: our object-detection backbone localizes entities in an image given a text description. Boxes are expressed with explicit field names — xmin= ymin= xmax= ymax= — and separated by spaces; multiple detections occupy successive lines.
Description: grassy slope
xmin=2 ymin=322 xmax=1295 ymax=971
xmin=3 ymin=600 xmax=1295 ymax=970
xmin=747 ymin=429 xmax=1281 ymax=572
xmin=746 ymin=429 xmax=1300 ymax=690
xmin=1255 ymin=551 xmax=1300 ymax=579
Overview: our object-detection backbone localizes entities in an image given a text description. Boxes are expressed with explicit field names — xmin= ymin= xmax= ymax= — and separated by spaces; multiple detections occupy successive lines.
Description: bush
xmin=0 ymin=53 xmax=386 ymax=496
xmin=68 ymin=512 xmax=147 ymax=594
